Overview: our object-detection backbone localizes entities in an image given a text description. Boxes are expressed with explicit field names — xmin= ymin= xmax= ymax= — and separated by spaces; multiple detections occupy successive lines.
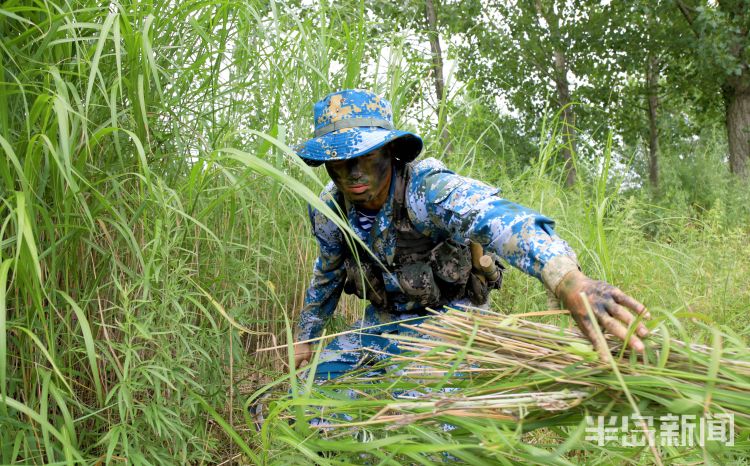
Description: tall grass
xmin=0 ymin=0 xmax=748 ymax=464
xmin=0 ymin=0 xmax=400 ymax=461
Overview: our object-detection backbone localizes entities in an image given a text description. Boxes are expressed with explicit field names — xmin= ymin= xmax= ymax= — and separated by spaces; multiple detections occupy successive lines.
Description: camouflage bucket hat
xmin=296 ymin=89 xmax=423 ymax=167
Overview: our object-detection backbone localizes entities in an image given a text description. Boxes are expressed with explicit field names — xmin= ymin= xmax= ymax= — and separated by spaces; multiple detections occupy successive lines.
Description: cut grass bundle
xmin=377 ymin=307 xmax=750 ymax=428
xmin=259 ymin=306 xmax=748 ymax=463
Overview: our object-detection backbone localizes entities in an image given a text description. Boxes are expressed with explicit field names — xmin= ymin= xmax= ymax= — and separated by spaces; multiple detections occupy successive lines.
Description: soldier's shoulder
xmin=406 ymin=158 xmax=499 ymax=208
xmin=408 ymin=157 xmax=450 ymax=178
xmin=408 ymin=156 xmax=454 ymax=184
xmin=308 ymin=181 xmax=340 ymax=229
xmin=407 ymin=157 xmax=461 ymax=204
xmin=309 ymin=181 xmax=342 ymax=237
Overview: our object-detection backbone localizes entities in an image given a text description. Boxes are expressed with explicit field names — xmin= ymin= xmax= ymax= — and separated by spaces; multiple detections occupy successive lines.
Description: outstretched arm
xmin=409 ymin=163 xmax=650 ymax=357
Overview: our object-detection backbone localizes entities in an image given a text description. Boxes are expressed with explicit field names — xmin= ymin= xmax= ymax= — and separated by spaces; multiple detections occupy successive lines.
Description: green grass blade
xmin=3 ymin=396 xmax=84 ymax=462
xmin=58 ymin=291 xmax=103 ymax=406
xmin=193 ymin=392 xmax=261 ymax=465
xmin=0 ymin=258 xmax=11 ymax=410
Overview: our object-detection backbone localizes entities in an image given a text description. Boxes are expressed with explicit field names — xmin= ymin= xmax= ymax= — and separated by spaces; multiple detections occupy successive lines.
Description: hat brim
xmin=296 ymin=127 xmax=423 ymax=167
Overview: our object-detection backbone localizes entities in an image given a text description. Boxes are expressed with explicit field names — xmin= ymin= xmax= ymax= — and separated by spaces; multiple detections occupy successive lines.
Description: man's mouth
xmin=348 ymin=184 xmax=369 ymax=194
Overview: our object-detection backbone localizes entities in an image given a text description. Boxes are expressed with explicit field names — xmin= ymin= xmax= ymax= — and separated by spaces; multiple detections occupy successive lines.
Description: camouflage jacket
xmin=297 ymin=158 xmax=579 ymax=341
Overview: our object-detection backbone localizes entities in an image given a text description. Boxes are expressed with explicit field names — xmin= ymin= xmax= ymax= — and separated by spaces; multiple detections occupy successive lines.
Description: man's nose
xmin=348 ymin=160 xmax=363 ymax=178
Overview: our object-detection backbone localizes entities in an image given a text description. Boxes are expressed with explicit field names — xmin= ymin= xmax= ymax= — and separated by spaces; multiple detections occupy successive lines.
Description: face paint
xmin=325 ymin=147 xmax=393 ymax=211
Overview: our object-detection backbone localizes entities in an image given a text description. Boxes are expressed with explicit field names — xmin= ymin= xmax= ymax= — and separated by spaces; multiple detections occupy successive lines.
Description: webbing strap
xmin=314 ymin=117 xmax=394 ymax=138
xmin=392 ymin=164 xmax=410 ymax=224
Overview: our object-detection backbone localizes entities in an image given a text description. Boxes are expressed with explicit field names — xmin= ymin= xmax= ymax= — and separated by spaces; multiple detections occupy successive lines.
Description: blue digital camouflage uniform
xmin=298 ymin=157 xmax=580 ymax=380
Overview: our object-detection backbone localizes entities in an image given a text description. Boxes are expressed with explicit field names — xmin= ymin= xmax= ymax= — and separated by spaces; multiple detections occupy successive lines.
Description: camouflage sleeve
xmin=407 ymin=161 xmax=579 ymax=292
xmin=296 ymin=187 xmax=346 ymax=341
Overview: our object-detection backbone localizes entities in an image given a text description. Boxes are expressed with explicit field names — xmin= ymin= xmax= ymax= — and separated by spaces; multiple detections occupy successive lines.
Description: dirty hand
xmin=293 ymin=342 xmax=313 ymax=368
xmin=556 ymin=270 xmax=651 ymax=360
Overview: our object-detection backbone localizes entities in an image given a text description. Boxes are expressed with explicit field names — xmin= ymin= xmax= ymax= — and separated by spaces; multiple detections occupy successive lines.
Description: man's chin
xmin=345 ymin=192 xmax=372 ymax=204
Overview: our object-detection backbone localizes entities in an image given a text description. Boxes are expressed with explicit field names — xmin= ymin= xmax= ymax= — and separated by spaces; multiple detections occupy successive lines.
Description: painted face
xmin=325 ymin=147 xmax=393 ymax=210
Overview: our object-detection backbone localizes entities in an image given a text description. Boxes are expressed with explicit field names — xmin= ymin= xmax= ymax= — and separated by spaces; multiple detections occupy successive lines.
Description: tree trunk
xmin=723 ymin=77 xmax=750 ymax=180
xmin=552 ymin=50 xmax=577 ymax=187
xmin=425 ymin=0 xmax=451 ymax=154
xmin=536 ymin=0 xmax=576 ymax=186
xmin=646 ymin=54 xmax=660 ymax=190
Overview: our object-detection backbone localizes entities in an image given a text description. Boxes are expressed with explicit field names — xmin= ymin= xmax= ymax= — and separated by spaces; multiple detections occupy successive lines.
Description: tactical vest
xmin=337 ymin=163 xmax=503 ymax=311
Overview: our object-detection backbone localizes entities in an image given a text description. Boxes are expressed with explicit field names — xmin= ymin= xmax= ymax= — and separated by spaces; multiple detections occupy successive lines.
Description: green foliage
xmin=0 ymin=0 xmax=748 ymax=464
xmin=678 ymin=0 xmax=750 ymax=79
xmin=442 ymin=94 xmax=538 ymax=176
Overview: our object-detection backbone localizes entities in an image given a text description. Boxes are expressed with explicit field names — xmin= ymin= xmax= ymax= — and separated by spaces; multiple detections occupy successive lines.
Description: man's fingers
xmin=292 ymin=343 xmax=312 ymax=368
xmin=597 ymin=311 xmax=646 ymax=353
xmin=573 ymin=314 xmax=612 ymax=362
xmin=613 ymin=289 xmax=650 ymax=319
xmin=606 ymin=301 xmax=649 ymax=338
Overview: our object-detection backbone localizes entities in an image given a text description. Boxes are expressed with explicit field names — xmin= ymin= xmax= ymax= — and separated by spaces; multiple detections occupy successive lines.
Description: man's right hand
xmin=293 ymin=342 xmax=313 ymax=368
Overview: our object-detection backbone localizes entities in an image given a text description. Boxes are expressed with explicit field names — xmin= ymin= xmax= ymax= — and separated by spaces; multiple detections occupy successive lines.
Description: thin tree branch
xmin=675 ymin=0 xmax=701 ymax=37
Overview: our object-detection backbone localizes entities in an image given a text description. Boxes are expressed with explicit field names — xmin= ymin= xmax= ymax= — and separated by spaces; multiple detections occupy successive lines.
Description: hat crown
xmin=296 ymin=88 xmax=422 ymax=167
xmin=314 ymin=89 xmax=393 ymax=131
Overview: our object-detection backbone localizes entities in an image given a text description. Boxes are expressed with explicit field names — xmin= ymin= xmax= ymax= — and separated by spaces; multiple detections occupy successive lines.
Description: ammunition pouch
xmin=397 ymin=262 xmax=441 ymax=306
xmin=431 ymin=240 xmax=471 ymax=284
xmin=343 ymin=256 xmax=387 ymax=307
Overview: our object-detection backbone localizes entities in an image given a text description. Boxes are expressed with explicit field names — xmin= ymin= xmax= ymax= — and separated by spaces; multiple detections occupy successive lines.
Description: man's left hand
xmin=556 ymin=270 xmax=651 ymax=361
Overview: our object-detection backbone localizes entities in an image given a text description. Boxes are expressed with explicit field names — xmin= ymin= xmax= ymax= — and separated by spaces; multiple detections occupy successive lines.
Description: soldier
xmin=293 ymin=89 xmax=650 ymax=380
